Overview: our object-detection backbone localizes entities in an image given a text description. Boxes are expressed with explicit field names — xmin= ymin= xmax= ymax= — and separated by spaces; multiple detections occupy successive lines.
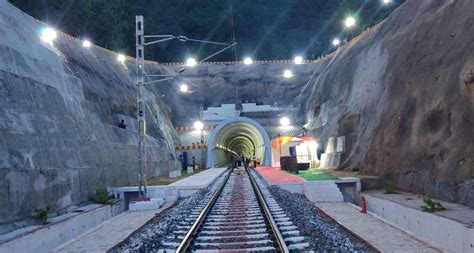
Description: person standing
xmin=252 ymin=154 xmax=257 ymax=168
xmin=192 ymin=156 xmax=196 ymax=171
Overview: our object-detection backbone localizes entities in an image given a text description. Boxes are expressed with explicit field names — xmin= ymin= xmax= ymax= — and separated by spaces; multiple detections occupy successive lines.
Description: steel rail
xmin=246 ymin=167 xmax=290 ymax=253
xmin=176 ymin=168 xmax=233 ymax=253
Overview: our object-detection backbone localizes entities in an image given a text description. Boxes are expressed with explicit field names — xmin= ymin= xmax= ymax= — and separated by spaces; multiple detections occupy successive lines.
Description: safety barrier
xmin=175 ymin=144 xmax=208 ymax=150
xmin=175 ymin=125 xmax=216 ymax=132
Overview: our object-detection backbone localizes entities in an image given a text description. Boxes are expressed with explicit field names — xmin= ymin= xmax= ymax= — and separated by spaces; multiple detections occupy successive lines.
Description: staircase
xmin=303 ymin=181 xmax=344 ymax=202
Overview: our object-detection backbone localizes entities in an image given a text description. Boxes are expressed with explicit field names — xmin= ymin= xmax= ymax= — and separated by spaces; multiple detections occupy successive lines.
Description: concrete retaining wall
xmin=365 ymin=194 xmax=474 ymax=252
xmin=0 ymin=204 xmax=121 ymax=253
xmin=266 ymin=178 xmax=360 ymax=203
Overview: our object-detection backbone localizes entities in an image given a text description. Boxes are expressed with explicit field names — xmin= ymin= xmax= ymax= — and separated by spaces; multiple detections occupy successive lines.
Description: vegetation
xmin=9 ymin=0 xmax=404 ymax=62
xmin=34 ymin=206 xmax=53 ymax=224
xmin=383 ymin=176 xmax=398 ymax=194
xmin=421 ymin=196 xmax=446 ymax=212
xmin=89 ymin=188 xmax=116 ymax=205
xmin=290 ymin=169 xmax=338 ymax=181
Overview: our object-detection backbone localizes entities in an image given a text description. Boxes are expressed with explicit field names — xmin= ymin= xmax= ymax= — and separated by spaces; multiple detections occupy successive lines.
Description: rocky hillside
xmin=303 ymin=0 xmax=473 ymax=207
xmin=0 ymin=2 xmax=179 ymax=231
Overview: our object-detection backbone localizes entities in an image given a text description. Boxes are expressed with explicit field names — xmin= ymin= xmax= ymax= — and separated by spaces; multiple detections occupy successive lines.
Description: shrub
xmin=383 ymin=174 xmax=398 ymax=194
xmin=34 ymin=206 xmax=52 ymax=224
xmin=89 ymin=188 xmax=115 ymax=205
xmin=421 ymin=196 xmax=446 ymax=212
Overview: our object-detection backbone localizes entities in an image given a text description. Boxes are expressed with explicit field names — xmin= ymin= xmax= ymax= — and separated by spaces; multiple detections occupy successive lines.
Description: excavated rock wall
xmin=303 ymin=0 xmax=474 ymax=207
xmin=1 ymin=0 xmax=473 ymax=230
xmin=0 ymin=2 xmax=179 ymax=230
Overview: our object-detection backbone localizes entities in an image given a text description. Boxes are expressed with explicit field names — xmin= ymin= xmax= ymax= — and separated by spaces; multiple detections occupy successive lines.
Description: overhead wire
xmin=227 ymin=0 xmax=239 ymax=107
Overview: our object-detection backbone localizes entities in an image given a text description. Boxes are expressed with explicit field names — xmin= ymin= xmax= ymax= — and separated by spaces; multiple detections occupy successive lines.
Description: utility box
xmin=280 ymin=156 xmax=298 ymax=173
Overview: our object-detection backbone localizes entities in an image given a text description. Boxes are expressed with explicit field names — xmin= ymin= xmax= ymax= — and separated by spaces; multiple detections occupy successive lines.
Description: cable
xmin=227 ymin=0 xmax=239 ymax=107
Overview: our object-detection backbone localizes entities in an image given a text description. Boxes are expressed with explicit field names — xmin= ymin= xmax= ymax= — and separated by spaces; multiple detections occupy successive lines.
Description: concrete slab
xmin=52 ymin=202 xmax=174 ymax=253
xmin=315 ymin=202 xmax=442 ymax=253
xmin=111 ymin=167 xmax=227 ymax=206
xmin=304 ymin=181 xmax=343 ymax=202
xmin=169 ymin=167 xmax=227 ymax=188
xmin=129 ymin=198 xmax=165 ymax=211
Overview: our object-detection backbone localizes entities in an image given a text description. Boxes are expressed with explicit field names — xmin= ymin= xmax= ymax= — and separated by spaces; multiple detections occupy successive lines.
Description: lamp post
xmin=344 ymin=16 xmax=356 ymax=40
xmin=194 ymin=121 xmax=204 ymax=169
xmin=279 ymin=117 xmax=290 ymax=168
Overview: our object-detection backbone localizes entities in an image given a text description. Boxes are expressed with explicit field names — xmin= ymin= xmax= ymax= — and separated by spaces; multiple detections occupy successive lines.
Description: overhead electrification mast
xmin=135 ymin=15 xmax=236 ymax=199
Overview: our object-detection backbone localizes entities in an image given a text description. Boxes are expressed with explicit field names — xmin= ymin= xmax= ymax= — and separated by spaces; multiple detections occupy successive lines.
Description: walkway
xmin=255 ymin=166 xmax=304 ymax=183
xmin=316 ymin=202 xmax=442 ymax=253
xmin=52 ymin=202 xmax=174 ymax=253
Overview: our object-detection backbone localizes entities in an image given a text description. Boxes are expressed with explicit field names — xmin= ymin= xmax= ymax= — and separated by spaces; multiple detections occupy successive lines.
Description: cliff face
xmin=304 ymin=0 xmax=474 ymax=207
xmin=151 ymin=63 xmax=317 ymax=126
xmin=0 ymin=2 xmax=179 ymax=230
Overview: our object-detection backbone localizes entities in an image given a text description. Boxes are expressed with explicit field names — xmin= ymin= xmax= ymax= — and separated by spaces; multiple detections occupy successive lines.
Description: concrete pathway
xmin=52 ymin=202 xmax=174 ymax=253
xmin=169 ymin=167 xmax=227 ymax=187
xmin=255 ymin=166 xmax=304 ymax=183
xmin=316 ymin=202 xmax=442 ymax=253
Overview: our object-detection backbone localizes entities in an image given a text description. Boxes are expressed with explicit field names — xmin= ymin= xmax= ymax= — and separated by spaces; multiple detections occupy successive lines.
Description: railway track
xmin=169 ymin=167 xmax=309 ymax=252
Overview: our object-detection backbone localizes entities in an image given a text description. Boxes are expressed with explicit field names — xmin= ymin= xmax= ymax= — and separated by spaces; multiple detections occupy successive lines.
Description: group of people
xmin=232 ymin=154 xmax=257 ymax=169
xmin=178 ymin=154 xmax=197 ymax=171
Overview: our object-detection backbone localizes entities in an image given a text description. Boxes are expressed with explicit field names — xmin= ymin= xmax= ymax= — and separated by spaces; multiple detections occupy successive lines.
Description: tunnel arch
xmin=206 ymin=117 xmax=271 ymax=168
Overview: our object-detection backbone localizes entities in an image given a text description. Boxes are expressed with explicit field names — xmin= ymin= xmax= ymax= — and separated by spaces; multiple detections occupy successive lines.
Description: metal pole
xmin=200 ymin=129 xmax=205 ymax=168
xmin=136 ymin=16 xmax=147 ymax=198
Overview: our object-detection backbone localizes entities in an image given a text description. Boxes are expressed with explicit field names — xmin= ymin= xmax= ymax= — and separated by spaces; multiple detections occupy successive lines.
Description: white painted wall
xmin=365 ymin=194 xmax=474 ymax=253
xmin=0 ymin=204 xmax=121 ymax=253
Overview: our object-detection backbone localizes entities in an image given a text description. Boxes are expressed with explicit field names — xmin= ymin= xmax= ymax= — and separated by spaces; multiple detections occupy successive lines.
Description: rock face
xmin=0 ymin=2 xmax=179 ymax=230
xmin=303 ymin=0 xmax=474 ymax=207
xmin=0 ymin=0 xmax=473 ymax=229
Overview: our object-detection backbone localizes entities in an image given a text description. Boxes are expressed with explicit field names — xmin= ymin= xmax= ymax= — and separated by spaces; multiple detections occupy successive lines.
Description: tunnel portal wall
xmin=206 ymin=117 xmax=272 ymax=167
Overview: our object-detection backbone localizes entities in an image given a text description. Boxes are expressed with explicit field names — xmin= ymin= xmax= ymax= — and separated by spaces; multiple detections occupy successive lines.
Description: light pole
xmin=194 ymin=121 xmax=205 ymax=169
xmin=279 ymin=117 xmax=290 ymax=168
xmin=344 ymin=16 xmax=356 ymax=40
xmin=135 ymin=16 xmax=236 ymax=199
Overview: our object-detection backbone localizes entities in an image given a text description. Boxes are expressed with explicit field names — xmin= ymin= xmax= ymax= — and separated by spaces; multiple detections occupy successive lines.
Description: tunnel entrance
xmin=206 ymin=117 xmax=271 ymax=168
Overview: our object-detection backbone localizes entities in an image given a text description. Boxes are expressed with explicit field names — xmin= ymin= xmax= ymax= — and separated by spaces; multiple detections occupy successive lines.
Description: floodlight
xmin=280 ymin=117 xmax=290 ymax=126
xmin=243 ymin=57 xmax=253 ymax=65
xmin=194 ymin=121 xmax=204 ymax=130
xmin=40 ymin=27 xmax=57 ymax=44
xmin=179 ymin=84 xmax=188 ymax=92
xmin=117 ymin=54 xmax=126 ymax=63
xmin=186 ymin=58 xmax=197 ymax=67
xmin=282 ymin=69 xmax=293 ymax=78
xmin=344 ymin=16 xmax=356 ymax=28
xmin=82 ymin=40 xmax=92 ymax=48
xmin=294 ymin=56 xmax=303 ymax=64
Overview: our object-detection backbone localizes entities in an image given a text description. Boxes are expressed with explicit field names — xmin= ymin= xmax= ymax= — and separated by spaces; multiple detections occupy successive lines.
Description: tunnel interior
xmin=207 ymin=118 xmax=271 ymax=167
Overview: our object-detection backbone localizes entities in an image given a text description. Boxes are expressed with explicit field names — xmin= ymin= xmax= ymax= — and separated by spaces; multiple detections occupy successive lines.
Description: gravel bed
xmin=268 ymin=185 xmax=376 ymax=252
xmin=110 ymin=172 xmax=226 ymax=252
